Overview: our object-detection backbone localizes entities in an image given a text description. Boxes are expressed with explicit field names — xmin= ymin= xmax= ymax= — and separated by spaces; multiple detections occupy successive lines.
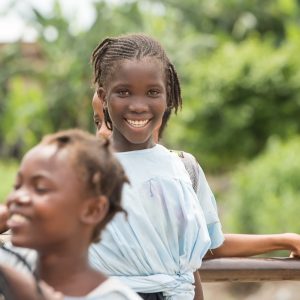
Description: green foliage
xmin=1 ymin=77 xmax=50 ymax=157
xmin=2 ymin=0 xmax=300 ymax=173
xmin=166 ymin=36 xmax=300 ymax=170
xmin=0 ymin=160 xmax=18 ymax=203
xmin=222 ymin=136 xmax=300 ymax=233
xmin=153 ymin=0 xmax=300 ymax=42
xmin=0 ymin=43 xmax=23 ymax=157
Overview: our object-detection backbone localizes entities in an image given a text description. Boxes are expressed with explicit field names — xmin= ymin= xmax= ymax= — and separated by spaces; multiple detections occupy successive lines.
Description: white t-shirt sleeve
xmin=195 ymin=165 xmax=224 ymax=249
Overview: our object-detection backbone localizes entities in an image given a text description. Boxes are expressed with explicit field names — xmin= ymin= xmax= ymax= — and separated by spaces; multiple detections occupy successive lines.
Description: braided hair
xmin=91 ymin=33 xmax=182 ymax=130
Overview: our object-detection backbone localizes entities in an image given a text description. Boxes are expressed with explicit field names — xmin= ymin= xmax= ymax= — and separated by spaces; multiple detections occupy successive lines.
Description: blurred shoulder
xmin=74 ymin=278 xmax=142 ymax=300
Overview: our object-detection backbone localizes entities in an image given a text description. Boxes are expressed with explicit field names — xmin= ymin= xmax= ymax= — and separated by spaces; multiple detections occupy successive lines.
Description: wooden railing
xmin=200 ymin=257 xmax=300 ymax=282
xmin=2 ymin=233 xmax=300 ymax=283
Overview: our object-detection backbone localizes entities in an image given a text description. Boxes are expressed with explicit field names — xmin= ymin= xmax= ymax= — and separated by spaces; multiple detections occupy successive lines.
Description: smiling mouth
xmin=7 ymin=214 xmax=29 ymax=227
xmin=126 ymin=119 xmax=150 ymax=128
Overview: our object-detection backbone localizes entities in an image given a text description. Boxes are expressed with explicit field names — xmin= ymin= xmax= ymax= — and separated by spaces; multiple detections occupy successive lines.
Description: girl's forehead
xmin=19 ymin=145 xmax=83 ymax=186
xmin=108 ymin=57 xmax=165 ymax=84
xmin=26 ymin=144 xmax=65 ymax=159
xmin=118 ymin=57 xmax=164 ymax=69
xmin=22 ymin=144 xmax=70 ymax=172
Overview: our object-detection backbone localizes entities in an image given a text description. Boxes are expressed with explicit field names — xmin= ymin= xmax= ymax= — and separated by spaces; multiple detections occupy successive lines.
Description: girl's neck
xmin=37 ymin=250 xmax=89 ymax=284
xmin=112 ymin=131 xmax=156 ymax=152
xmin=37 ymin=251 xmax=106 ymax=296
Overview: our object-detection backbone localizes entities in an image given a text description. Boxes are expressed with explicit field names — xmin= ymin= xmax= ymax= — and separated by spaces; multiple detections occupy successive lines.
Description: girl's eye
xmin=35 ymin=186 xmax=49 ymax=194
xmin=148 ymin=90 xmax=160 ymax=97
xmin=34 ymin=180 xmax=50 ymax=194
xmin=117 ymin=90 xmax=130 ymax=97
xmin=13 ymin=183 xmax=21 ymax=190
xmin=13 ymin=178 xmax=21 ymax=190
xmin=94 ymin=119 xmax=101 ymax=129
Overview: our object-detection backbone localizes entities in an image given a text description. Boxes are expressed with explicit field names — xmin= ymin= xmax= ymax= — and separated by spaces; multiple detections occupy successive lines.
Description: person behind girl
xmin=0 ymin=129 xmax=141 ymax=300
xmin=89 ymin=33 xmax=224 ymax=300
xmin=92 ymin=91 xmax=300 ymax=259
xmin=92 ymin=92 xmax=112 ymax=139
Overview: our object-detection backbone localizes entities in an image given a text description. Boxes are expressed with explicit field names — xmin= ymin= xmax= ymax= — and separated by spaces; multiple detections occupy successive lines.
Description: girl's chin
xmin=10 ymin=235 xmax=32 ymax=248
xmin=126 ymin=134 xmax=155 ymax=146
xmin=126 ymin=141 xmax=155 ymax=151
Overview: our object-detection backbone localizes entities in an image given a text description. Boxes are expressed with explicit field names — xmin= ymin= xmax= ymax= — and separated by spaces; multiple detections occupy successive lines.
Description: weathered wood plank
xmin=200 ymin=257 xmax=300 ymax=282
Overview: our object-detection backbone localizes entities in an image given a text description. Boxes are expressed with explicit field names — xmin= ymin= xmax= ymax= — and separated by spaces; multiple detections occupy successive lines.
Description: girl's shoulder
xmin=169 ymin=149 xmax=199 ymax=166
xmin=169 ymin=150 xmax=200 ymax=192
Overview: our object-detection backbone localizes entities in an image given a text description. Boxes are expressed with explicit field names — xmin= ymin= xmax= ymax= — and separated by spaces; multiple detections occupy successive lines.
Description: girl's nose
xmin=128 ymin=97 xmax=148 ymax=113
xmin=6 ymin=192 xmax=31 ymax=207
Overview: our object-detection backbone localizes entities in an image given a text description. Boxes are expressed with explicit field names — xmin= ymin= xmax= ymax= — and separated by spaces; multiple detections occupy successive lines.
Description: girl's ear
xmin=97 ymin=88 xmax=107 ymax=109
xmin=80 ymin=195 xmax=109 ymax=226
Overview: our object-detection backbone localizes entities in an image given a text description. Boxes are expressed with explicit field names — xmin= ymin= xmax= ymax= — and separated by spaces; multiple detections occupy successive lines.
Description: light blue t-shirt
xmin=89 ymin=144 xmax=224 ymax=299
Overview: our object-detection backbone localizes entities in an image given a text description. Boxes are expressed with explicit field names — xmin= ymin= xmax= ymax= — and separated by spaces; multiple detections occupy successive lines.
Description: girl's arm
xmin=193 ymin=271 xmax=203 ymax=300
xmin=205 ymin=233 xmax=300 ymax=258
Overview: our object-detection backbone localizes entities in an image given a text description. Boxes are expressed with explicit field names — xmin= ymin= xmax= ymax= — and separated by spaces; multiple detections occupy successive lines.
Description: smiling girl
xmin=1 ymin=129 xmax=141 ymax=299
xmin=89 ymin=34 xmax=224 ymax=300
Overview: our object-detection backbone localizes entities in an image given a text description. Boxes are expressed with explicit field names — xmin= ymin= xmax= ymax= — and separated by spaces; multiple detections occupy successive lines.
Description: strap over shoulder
xmin=170 ymin=150 xmax=200 ymax=192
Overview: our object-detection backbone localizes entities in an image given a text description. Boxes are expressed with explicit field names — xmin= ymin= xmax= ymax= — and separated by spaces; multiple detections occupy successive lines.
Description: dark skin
xmin=4 ymin=144 xmax=109 ymax=296
xmin=99 ymin=57 xmax=167 ymax=152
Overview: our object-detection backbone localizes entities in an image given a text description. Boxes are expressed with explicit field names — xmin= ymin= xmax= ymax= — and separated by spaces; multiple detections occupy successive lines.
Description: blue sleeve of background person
xmin=195 ymin=164 xmax=224 ymax=249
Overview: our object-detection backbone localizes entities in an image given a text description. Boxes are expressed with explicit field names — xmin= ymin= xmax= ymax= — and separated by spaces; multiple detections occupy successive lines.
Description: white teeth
xmin=19 ymin=195 xmax=30 ymax=203
xmin=9 ymin=214 xmax=27 ymax=223
xmin=126 ymin=119 xmax=149 ymax=128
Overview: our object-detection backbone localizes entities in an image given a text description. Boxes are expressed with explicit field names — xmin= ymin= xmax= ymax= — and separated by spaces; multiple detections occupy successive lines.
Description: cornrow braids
xmin=41 ymin=129 xmax=128 ymax=243
xmin=91 ymin=33 xmax=182 ymax=129
xmin=158 ymin=109 xmax=172 ymax=139
xmin=167 ymin=63 xmax=182 ymax=113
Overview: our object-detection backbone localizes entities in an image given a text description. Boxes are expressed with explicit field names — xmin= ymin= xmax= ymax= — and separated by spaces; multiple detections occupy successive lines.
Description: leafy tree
xmin=0 ymin=43 xmax=38 ymax=157
xmin=0 ymin=161 xmax=17 ymax=203
xmin=165 ymin=35 xmax=300 ymax=170
xmin=222 ymin=136 xmax=300 ymax=234
xmin=152 ymin=0 xmax=300 ymax=42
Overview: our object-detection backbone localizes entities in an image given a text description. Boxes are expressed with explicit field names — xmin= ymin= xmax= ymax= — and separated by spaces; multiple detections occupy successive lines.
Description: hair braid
xmin=92 ymin=38 xmax=115 ymax=88
xmin=167 ymin=63 xmax=182 ymax=113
